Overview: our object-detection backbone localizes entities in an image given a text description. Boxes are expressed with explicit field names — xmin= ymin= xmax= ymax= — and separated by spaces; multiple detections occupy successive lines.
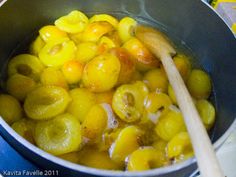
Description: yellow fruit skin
xmin=76 ymin=147 xmax=122 ymax=170
xmin=24 ymin=86 xmax=71 ymax=120
xmin=39 ymin=25 xmax=68 ymax=43
xmin=112 ymin=81 xmax=149 ymax=123
xmin=152 ymin=139 xmax=167 ymax=153
xmin=155 ymin=108 xmax=186 ymax=141
xmin=143 ymin=68 xmax=168 ymax=93
xmin=2 ymin=10 xmax=217 ymax=172
xmin=11 ymin=118 xmax=35 ymax=144
xmin=76 ymin=42 xmax=98 ymax=63
xmin=55 ymin=10 xmax=89 ymax=34
xmin=97 ymin=36 xmax=117 ymax=54
xmin=106 ymin=31 xmax=122 ymax=47
xmin=6 ymin=74 xmax=36 ymax=101
xmin=67 ymin=88 xmax=96 ymax=123
xmin=109 ymin=126 xmax=143 ymax=164
xmin=30 ymin=36 xmax=45 ymax=56
xmin=89 ymin=14 xmax=119 ymax=28
xmin=168 ymin=84 xmax=177 ymax=105
xmin=39 ymin=38 xmax=76 ymax=67
xmin=144 ymin=92 xmax=172 ymax=113
xmin=95 ymin=90 xmax=114 ymax=105
xmin=118 ymin=17 xmax=137 ymax=43
xmin=173 ymin=54 xmax=191 ymax=82
xmin=82 ymin=53 xmax=121 ymax=92
xmin=34 ymin=113 xmax=82 ymax=155
xmin=61 ymin=60 xmax=84 ymax=84
xmin=167 ymin=132 xmax=192 ymax=158
xmin=187 ymin=69 xmax=212 ymax=99
xmin=96 ymin=128 xmax=122 ymax=152
xmin=109 ymin=47 xmax=135 ymax=85
xmin=196 ymin=99 xmax=215 ymax=130
xmin=82 ymin=104 xmax=107 ymax=143
xmin=68 ymin=32 xmax=83 ymax=44
xmin=82 ymin=21 xmax=114 ymax=42
xmin=123 ymin=37 xmax=160 ymax=71
xmin=0 ymin=94 xmax=23 ymax=124
xmin=8 ymin=54 xmax=44 ymax=81
xmin=40 ymin=67 xmax=68 ymax=90
xmin=144 ymin=92 xmax=172 ymax=123
xmin=127 ymin=147 xmax=166 ymax=171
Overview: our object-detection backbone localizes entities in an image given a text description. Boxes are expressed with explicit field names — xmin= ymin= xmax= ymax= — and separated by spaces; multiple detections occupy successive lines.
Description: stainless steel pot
xmin=0 ymin=0 xmax=236 ymax=177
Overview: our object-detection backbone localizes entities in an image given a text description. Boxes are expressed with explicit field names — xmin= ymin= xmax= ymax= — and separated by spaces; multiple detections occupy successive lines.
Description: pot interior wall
xmin=0 ymin=0 xmax=236 ymax=148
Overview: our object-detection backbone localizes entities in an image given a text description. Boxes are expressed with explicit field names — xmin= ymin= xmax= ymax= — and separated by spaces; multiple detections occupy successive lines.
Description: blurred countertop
xmin=215 ymin=129 xmax=236 ymax=177
xmin=197 ymin=128 xmax=236 ymax=177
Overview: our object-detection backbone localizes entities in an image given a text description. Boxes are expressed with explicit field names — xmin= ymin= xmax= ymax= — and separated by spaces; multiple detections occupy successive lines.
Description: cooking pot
xmin=0 ymin=0 xmax=236 ymax=176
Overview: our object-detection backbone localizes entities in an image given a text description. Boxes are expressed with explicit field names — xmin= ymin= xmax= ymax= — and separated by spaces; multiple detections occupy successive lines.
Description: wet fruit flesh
xmin=24 ymin=86 xmax=71 ymax=120
xmin=3 ymin=10 xmax=217 ymax=172
xmin=34 ymin=113 xmax=82 ymax=155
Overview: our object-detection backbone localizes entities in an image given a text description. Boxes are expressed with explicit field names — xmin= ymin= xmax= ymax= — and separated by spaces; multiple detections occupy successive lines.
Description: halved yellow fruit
xmin=55 ymin=10 xmax=89 ymax=33
xmin=39 ymin=38 xmax=76 ymax=67
xmin=24 ymin=86 xmax=71 ymax=120
xmin=34 ymin=113 xmax=82 ymax=155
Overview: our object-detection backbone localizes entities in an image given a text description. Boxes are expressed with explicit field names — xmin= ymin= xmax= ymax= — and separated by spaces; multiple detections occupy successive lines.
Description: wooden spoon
xmin=135 ymin=25 xmax=224 ymax=177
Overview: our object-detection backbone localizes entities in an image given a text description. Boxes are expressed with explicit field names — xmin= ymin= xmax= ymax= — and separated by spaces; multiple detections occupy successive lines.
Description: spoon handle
xmin=160 ymin=53 xmax=224 ymax=177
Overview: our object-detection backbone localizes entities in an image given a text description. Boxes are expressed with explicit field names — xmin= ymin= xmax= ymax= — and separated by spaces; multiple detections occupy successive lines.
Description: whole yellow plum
xmin=82 ymin=53 xmax=120 ymax=92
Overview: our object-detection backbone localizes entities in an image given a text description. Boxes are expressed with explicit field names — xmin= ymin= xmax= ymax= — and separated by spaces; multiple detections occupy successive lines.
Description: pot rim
xmin=1 ymin=0 xmax=236 ymax=176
